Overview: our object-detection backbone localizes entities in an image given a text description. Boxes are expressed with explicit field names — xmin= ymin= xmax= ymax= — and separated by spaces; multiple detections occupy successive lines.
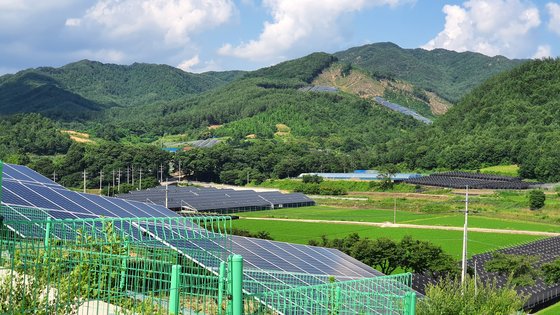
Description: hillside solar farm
xmin=0 ymin=162 xmax=417 ymax=314
xmin=2 ymin=36 xmax=560 ymax=314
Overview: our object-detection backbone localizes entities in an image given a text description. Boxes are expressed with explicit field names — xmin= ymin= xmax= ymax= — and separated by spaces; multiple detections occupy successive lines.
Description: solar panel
xmin=3 ymin=163 xmax=62 ymax=187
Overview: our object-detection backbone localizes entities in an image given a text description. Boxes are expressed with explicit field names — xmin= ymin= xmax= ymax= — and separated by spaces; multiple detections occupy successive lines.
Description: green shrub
xmin=302 ymin=174 xmax=323 ymax=184
xmin=528 ymin=189 xmax=546 ymax=210
xmin=417 ymin=276 xmax=526 ymax=315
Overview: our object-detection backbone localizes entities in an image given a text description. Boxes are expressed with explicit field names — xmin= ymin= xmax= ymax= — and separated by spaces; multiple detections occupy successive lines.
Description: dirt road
xmin=240 ymin=217 xmax=560 ymax=236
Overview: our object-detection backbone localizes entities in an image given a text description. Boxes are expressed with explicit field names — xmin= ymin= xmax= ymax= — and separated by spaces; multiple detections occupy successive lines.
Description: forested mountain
xmin=335 ymin=42 xmax=524 ymax=102
xmin=0 ymin=60 xmax=243 ymax=120
xmin=103 ymin=53 xmax=424 ymax=150
xmin=376 ymin=58 xmax=560 ymax=182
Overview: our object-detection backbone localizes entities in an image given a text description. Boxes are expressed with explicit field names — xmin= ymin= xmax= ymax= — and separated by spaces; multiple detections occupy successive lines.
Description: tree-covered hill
xmin=378 ymin=58 xmax=560 ymax=182
xmin=0 ymin=60 xmax=242 ymax=119
xmin=335 ymin=42 xmax=524 ymax=103
xmin=104 ymin=52 xmax=424 ymax=151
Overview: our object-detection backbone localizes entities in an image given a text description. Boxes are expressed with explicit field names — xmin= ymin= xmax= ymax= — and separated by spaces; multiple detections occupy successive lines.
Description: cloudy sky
xmin=1 ymin=0 xmax=559 ymax=74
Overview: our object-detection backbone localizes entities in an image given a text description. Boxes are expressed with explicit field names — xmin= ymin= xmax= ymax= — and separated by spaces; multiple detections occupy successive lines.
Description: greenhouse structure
xmin=0 ymin=161 xmax=417 ymax=314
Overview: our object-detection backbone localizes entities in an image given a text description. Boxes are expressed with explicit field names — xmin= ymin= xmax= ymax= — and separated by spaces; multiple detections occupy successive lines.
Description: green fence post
xmin=230 ymin=255 xmax=243 ymax=315
xmin=43 ymin=217 xmax=52 ymax=262
xmin=218 ymin=261 xmax=226 ymax=315
xmin=404 ymin=291 xmax=417 ymax=315
xmin=169 ymin=264 xmax=181 ymax=315
xmin=119 ymin=241 xmax=129 ymax=291
xmin=335 ymin=286 xmax=341 ymax=314
xmin=0 ymin=160 xmax=3 ymax=205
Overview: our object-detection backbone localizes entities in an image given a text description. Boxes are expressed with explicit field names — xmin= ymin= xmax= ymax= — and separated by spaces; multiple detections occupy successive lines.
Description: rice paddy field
xmin=231 ymin=218 xmax=543 ymax=259
xmin=232 ymin=186 xmax=560 ymax=259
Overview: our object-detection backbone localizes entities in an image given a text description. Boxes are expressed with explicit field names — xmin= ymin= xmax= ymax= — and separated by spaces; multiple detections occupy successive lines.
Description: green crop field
xmin=231 ymin=219 xmax=542 ymax=259
xmin=479 ymin=164 xmax=520 ymax=177
xmin=236 ymin=206 xmax=560 ymax=232
xmin=536 ymin=302 xmax=560 ymax=315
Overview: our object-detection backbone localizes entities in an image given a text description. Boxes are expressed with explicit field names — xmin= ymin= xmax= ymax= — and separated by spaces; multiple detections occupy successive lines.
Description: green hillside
xmin=106 ymin=53 xmax=424 ymax=149
xmin=0 ymin=60 xmax=239 ymax=119
xmin=335 ymin=42 xmax=524 ymax=102
xmin=380 ymin=58 xmax=560 ymax=182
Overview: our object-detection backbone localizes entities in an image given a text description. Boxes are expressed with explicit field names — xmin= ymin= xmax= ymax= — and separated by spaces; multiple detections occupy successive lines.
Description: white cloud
xmin=177 ymin=55 xmax=200 ymax=72
xmin=65 ymin=18 xmax=81 ymax=27
xmin=423 ymin=0 xmax=541 ymax=58
xmin=78 ymin=0 xmax=235 ymax=46
xmin=532 ymin=44 xmax=552 ymax=58
xmin=548 ymin=2 xmax=560 ymax=35
xmin=219 ymin=0 xmax=414 ymax=61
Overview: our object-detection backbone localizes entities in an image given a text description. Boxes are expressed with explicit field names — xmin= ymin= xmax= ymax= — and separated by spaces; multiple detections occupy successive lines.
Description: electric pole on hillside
xmin=112 ymin=170 xmax=115 ymax=191
xmin=139 ymin=168 xmax=142 ymax=190
xmin=126 ymin=166 xmax=130 ymax=184
xmin=83 ymin=170 xmax=87 ymax=193
xmin=159 ymin=164 xmax=163 ymax=183
xmin=99 ymin=170 xmax=103 ymax=193
xmin=393 ymin=198 xmax=397 ymax=224
xmin=165 ymin=181 xmax=169 ymax=209
xmin=52 ymin=171 xmax=56 ymax=183
xmin=117 ymin=169 xmax=121 ymax=193
xmin=131 ymin=166 xmax=135 ymax=185
xmin=461 ymin=185 xmax=470 ymax=285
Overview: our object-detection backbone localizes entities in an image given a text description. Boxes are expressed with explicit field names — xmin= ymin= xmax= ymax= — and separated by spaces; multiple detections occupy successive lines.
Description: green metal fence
xmin=242 ymin=269 xmax=416 ymax=315
xmin=0 ymin=211 xmax=232 ymax=314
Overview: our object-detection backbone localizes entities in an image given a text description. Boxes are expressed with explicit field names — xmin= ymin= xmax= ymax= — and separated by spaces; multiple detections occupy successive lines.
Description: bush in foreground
xmin=417 ymin=276 xmax=526 ymax=315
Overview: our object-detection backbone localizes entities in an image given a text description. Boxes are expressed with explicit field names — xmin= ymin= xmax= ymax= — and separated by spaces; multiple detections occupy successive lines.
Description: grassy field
xmin=237 ymin=206 xmax=560 ymax=232
xmin=231 ymin=219 xmax=541 ymax=259
xmin=536 ymin=302 xmax=560 ymax=315
xmin=479 ymin=164 xmax=520 ymax=177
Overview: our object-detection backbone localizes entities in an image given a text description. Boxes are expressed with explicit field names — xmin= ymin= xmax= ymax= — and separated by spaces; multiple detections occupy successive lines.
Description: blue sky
xmin=1 ymin=0 xmax=559 ymax=75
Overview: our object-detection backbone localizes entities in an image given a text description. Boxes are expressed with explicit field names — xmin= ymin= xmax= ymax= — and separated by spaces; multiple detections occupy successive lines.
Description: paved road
xmin=240 ymin=217 xmax=560 ymax=236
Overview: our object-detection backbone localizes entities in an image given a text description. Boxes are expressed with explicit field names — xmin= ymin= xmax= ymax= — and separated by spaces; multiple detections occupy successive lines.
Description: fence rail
xmin=0 ymin=204 xmax=416 ymax=314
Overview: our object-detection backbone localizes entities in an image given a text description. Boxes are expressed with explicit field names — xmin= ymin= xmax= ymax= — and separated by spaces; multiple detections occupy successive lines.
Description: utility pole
xmin=393 ymin=198 xmax=397 ymax=224
xmin=132 ymin=166 xmax=135 ymax=185
xmin=83 ymin=170 xmax=87 ymax=193
xmin=139 ymin=168 xmax=142 ymax=190
xmin=99 ymin=170 xmax=103 ymax=193
xmin=165 ymin=182 xmax=169 ymax=209
xmin=112 ymin=170 xmax=115 ymax=191
xmin=52 ymin=171 xmax=56 ymax=183
xmin=117 ymin=169 xmax=121 ymax=193
xmin=160 ymin=164 xmax=163 ymax=183
xmin=127 ymin=166 xmax=130 ymax=184
xmin=461 ymin=185 xmax=469 ymax=285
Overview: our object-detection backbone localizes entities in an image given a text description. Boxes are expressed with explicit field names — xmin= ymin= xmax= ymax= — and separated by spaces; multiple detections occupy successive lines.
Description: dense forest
xmin=0 ymin=60 xmax=243 ymax=120
xmin=377 ymin=58 xmax=560 ymax=182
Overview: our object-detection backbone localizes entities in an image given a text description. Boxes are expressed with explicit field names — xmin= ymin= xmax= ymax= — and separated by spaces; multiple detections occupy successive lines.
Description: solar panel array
xmin=298 ymin=85 xmax=338 ymax=93
xmin=413 ymin=237 xmax=560 ymax=311
xmin=0 ymin=163 xmax=380 ymax=301
xmin=189 ymin=138 xmax=221 ymax=148
xmin=405 ymin=172 xmax=531 ymax=189
xmin=374 ymin=96 xmax=433 ymax=124
xmin=117 ymin=186 xmax=315 ymax=213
